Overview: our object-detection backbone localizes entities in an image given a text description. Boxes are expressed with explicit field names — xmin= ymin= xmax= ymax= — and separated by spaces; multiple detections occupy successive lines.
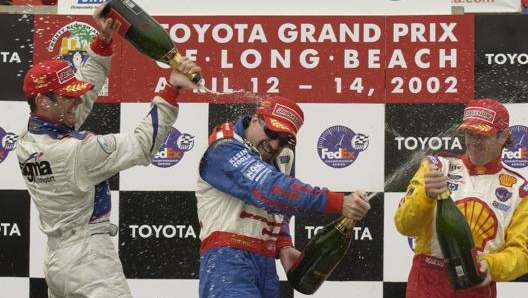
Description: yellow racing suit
xmin=394 ymin=154 xmax=528 ymax=297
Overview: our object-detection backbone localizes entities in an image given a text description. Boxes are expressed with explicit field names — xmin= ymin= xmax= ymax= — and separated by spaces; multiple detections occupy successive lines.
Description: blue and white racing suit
xmin=196 ymin=116 xmax=344 ymax=298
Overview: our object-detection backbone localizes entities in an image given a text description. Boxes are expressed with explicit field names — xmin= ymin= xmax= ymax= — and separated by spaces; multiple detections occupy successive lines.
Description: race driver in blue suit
xmin=196 ymin=96 xmax=371 ymax=298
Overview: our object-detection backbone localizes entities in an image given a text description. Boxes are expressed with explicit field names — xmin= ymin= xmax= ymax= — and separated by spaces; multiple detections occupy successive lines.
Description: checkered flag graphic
xmin=177 ymin=134 xmax=195 ymax=151
xmin=351 ymin=133 xmax=369 ymax=151
xmin=2 ymin=133 xmax=18 ymax=151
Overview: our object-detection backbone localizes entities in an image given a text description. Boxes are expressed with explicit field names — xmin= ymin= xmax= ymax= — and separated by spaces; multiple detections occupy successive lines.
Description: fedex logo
xmin=320 ymin=148 xmax=356 ymax=160
xmin=152 ymin=128 xmax=194 ymax=168
xmin=317 ymin=125 xmax=368 ymax=169
xmin=155 ymin=148 xmax=182 ymax=159
xmin=502 ymin=147 xmax=527 ymax=159
xmin=503 ymin=125 xmax=528 ymax=169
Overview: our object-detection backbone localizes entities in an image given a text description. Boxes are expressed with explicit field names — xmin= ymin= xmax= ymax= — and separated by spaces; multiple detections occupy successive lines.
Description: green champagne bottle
xmin=436 ymin=190 xmax=484 ymax=289
xmin=287 ymin=216 xmax=354 ymax=295
xmin=101 ymin=0 xmax=202 ymax=84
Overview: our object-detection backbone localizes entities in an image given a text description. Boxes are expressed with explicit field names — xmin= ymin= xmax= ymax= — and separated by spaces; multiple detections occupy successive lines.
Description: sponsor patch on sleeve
xmin=96 ymin=135 xmax=117 ymax=154
xmin=406 ymin=187 xmax=415 ymax=196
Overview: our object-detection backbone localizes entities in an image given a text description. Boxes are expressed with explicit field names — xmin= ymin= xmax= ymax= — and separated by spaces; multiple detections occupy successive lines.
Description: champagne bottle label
xmin=455 ymin=265 xmax=465 ymax=277
xmin=287 ymin=216 xmax=355 ymax=294
xmin=111 ymin=0 xmax=143 ymax=15
xmin=104 ymin=8 xmax=132 ymax=35
xmin=287 ymin=251 xmax=333 ymax=295
xmin=334 ymin=217 xmax=354 ymax=236
xmin=447 ymin=257 xmax=465 ymax=277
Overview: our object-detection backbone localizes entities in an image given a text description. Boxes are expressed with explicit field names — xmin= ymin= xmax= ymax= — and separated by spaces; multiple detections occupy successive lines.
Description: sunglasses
xmin=258 ymin=116 xmax=294 ymax=147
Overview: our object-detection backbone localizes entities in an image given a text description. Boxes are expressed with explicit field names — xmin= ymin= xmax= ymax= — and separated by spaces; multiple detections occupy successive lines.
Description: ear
xmin=251 ymin=114 xmax=259 ymax=124
xmin=34 ymin=94 xmax=51 ymax=111
xmin=498 ymin=129 xmax=510 ymax=143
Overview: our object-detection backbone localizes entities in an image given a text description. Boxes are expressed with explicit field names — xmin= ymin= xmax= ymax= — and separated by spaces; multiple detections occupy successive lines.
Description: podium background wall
xmin=1 ymin=8 xmax=528 ymax=298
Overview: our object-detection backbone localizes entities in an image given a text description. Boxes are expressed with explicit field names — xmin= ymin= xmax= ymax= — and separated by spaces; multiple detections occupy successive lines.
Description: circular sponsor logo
xmin=495 ymin=187 xmax=512 ymax=202
xmin=317 ymin=125 xmax=369 ymax=168
xmin=48 ymin=21 xmax=97 ymax=69
xmin=152 ymin=128 xmax=194 ymax=168
xmin=0 ymin=127 xmax=18 ymax=163
xmin=503 ymin=125 xmax=528 ymax=169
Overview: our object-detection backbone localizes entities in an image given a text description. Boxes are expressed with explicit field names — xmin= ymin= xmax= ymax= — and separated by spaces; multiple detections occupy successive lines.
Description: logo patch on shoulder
xmin=97 ymin=135 xmax=116 ymax=154
xmin=406 ymin=187 xmax=415 ymax=196
xmin=278 ymin=154 xmax=290 ymax=164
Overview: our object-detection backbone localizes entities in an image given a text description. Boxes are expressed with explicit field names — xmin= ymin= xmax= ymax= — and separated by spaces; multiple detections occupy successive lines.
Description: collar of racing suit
xmin=461 ymin=153 xmax=503 ymax=175
xmin=27 ymin=115 xmax=90 ymax=140
xmin=235 ymin=115 xmax=260 ymax=152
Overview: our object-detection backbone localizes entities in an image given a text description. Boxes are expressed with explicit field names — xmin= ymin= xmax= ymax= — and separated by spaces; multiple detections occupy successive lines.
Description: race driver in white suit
xmin=16 ymin=4 xmax=202 ymax=297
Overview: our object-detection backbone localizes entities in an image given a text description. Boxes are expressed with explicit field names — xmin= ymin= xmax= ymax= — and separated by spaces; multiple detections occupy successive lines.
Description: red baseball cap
xmin=457 ymin=98 xmax=509 ymax=136
xmin=23 ymin=59 xmax=94 ymax=98
xmin=256 ymin=96 xmax=304 ymax=139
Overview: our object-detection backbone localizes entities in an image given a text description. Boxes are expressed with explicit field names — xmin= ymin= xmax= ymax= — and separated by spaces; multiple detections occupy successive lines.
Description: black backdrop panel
xmin=293 ymin=193 xmax=384 ymax=281
xmin=119 ymin=191 xmax=200 ymax=279
xmin=474 ymin=15 xmax=528 ymax=103
xmin=384 ymin=103 xmax=465 ymax=192
xmin=0 ymin=14 xmax=34 ymax=101
xmin=0 ymin=190 xmax=30 ymax=277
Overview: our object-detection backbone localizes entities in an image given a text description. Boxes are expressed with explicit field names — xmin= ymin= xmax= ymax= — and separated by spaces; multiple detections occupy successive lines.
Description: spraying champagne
xmin=287 ymin=193 xmax=374 ymax=294
xmin=101 ymin=0 xmax=202 ymax=84
xmin=431 ymin=156 xmax=484 ymax=289
xmin=287 ymin=216 xmax=355 ymax=295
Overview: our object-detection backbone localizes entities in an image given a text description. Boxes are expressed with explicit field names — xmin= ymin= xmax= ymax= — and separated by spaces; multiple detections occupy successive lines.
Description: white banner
xmin=58 ymin=0 xmax=452 ymax=16
xmin=454 ymin=0 xmax=522 ymax=13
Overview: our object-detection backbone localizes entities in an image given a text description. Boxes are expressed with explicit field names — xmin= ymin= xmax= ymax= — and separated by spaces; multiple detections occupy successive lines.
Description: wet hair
xmin=27 ymin=96 xmax=37 ymax=112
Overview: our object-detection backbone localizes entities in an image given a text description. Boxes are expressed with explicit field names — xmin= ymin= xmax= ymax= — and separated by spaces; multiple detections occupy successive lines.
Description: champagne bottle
xmin=101 ymin=0 xmax=202 ymax=84
xmin=287 ymin=216 xmax=354 ymax=295
xmin=436 ymin=190 xmax=484 ymax=289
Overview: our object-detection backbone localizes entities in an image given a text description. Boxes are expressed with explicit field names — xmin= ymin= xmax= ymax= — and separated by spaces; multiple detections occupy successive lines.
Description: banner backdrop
xmin=57 ymin=0 xmax=453 ymax=16
xmin=28 ymin=14 xmax=476 ymax=104
xmin=56 ymin=0 xmax=522 ymax=15
xmin=1 ymin=11 xmax=528 ymax=298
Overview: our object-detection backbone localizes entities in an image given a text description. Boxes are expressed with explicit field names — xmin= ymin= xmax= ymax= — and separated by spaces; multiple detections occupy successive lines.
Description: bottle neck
xmin=165 ymin=49 xmax=180 ymax=67
xmin=334 ymin=217 xmax=355 ymax=234
xmin=437 ymin=189 xmax=451 ymax=200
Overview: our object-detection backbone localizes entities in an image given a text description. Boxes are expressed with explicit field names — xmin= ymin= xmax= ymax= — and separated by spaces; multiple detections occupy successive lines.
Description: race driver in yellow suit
xmin=394 ymin=99 xmax=528 ymax=298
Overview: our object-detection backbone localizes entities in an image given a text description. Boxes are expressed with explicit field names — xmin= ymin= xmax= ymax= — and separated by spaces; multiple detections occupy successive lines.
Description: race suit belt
xmin=47 ymin=222 xmax=118 ymax=250
xmin=414 ymin=254 xmax=445 ymax=269
xmin=200 ymin=231 xmax=278 ymax=258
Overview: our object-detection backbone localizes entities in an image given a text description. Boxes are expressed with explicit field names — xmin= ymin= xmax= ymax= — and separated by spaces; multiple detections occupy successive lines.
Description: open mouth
xmin=260 ymin=141 xmax=273 ymax=154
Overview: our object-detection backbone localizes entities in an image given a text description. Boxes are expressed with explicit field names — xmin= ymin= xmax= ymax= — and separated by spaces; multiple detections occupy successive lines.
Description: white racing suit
xmin=196 ymin=116 xmax=345 ymax=298
xmin=16 ymin=37 xmax=182 ymax=298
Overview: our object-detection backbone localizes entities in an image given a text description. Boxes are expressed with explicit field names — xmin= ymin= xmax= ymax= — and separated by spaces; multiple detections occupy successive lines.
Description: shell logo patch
xmin=498 ymin=174 xmax=516 ymax=187
xmin=456 ymin=197 xmax=497 ymax=252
